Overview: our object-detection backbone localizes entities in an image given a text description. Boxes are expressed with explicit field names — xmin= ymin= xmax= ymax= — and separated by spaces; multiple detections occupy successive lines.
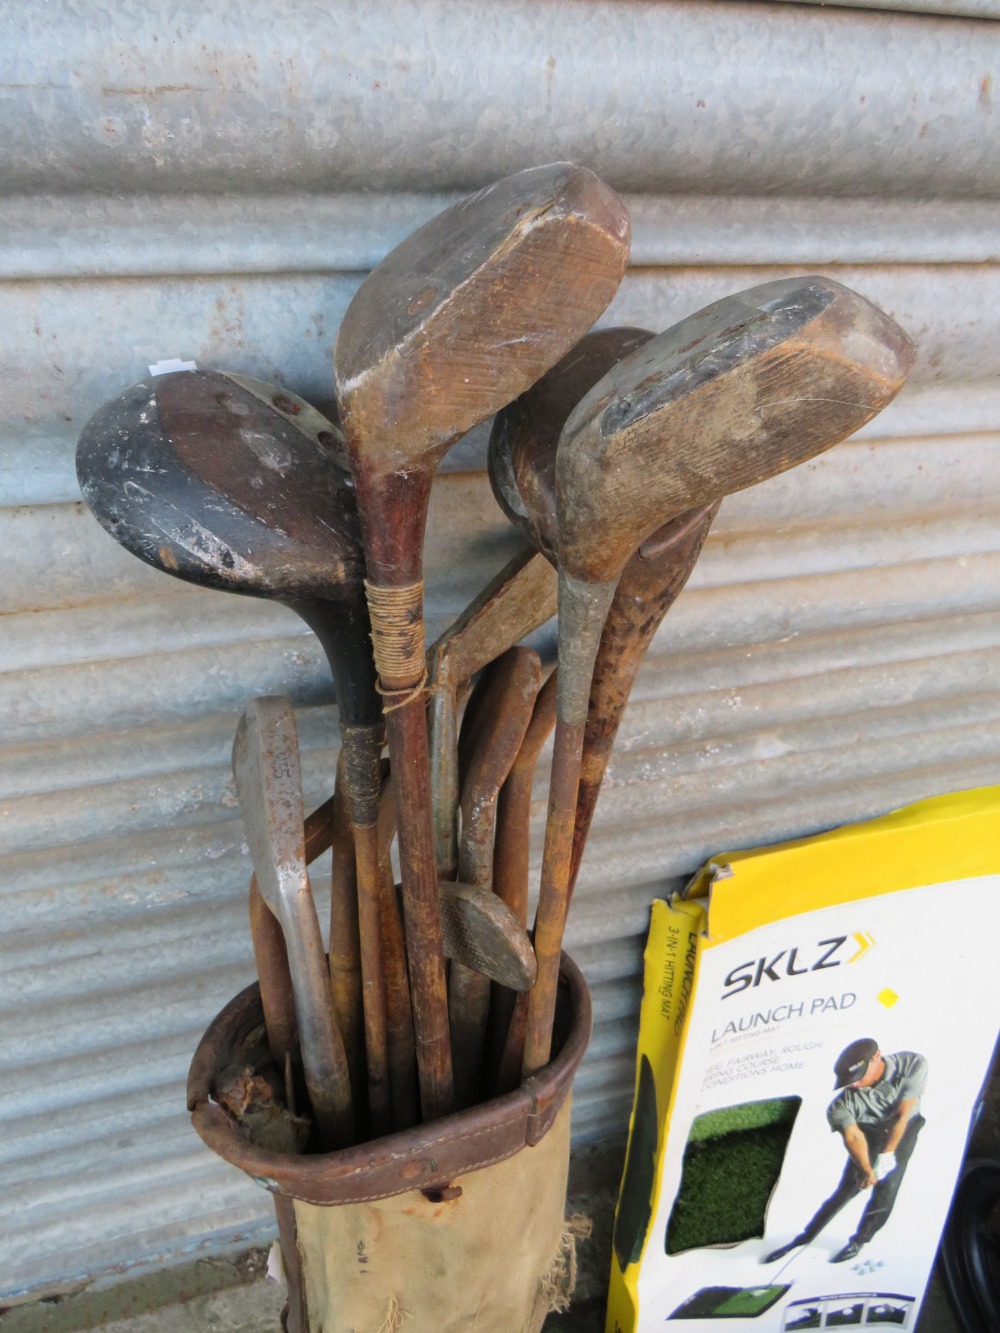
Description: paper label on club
xmin=149 ymin=358 xmax=198 ymax=376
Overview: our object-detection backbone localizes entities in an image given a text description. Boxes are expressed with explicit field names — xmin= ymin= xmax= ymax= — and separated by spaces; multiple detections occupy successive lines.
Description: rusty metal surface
xmin=2 ymin=0 xmax=999 ymax=1309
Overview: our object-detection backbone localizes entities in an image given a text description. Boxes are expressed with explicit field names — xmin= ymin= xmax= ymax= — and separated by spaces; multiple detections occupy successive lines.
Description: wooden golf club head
xmin=557 ymin=277 xmax=916 ymax=590
xmin=334 ymin=161 xmax=631 ymax=573
xmin=232 ymin=697 xmax=354 ymax=1148
xmin=77 ymin=370 xmax=359 ymax=599
xmin=490 ymin=326 xmax=656 ymax=563
xmin=75 ymin=369 xmax=381 ymax=731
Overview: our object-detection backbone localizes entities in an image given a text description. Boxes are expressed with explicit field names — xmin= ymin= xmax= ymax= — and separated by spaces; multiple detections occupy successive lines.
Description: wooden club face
xmin=489 ymin=326 xmax=654 ymax=563
xmin=76 ymin=370 xmax=365 ymax=602
xmin=334 ymin=162 xmax=631 ymax=477
xmin=556 ymin=276 xmax=916 ymax=585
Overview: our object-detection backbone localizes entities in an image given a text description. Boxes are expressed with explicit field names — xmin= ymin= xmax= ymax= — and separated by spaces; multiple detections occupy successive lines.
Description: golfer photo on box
xmin=763 ymin=1038 xmax=927 ymax=1266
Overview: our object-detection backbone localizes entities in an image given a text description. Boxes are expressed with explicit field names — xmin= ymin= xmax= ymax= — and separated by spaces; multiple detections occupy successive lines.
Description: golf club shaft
xmin=493 ymin=670 xmax=559 ymax=927
xmin=568 ymin=504 xmax=718 ymax=899
xmin=250 ymin=878 xmax=297 ymax=1072
xmin=427 ymin=547 xmax=556 ymax=875
xmin=486 ymin=671 xmax=558 ymax=1083
xmin=353 ymin=819 xmax=392 ymax=1138
xmin=378 ymin=858 xmax=420 ymax=1132
xmin=329 ymin=761 xmax=365 ymax=1107
xmin=522 ymin=574 xmax=616 ymax=1076
xmin=351 ymin=469 xmax=454 ymax=1121
xmin=381 ymin=697 xmax=454 ymax=1120
xmin=253 ymin=793 xmax=339 ymax=1083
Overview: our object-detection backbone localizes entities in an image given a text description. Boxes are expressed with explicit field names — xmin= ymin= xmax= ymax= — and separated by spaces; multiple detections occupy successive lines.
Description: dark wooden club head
xmin=557 ymin=276 xmax=916 ymax=586
xmin=489 ymin=327 xmax=655 ymax=562
xmin=335 ymin=162 xmax=631 ymax=474
xmin=76 ymin=370 xmax=380 ymax=727
xmin=76 ymin=370 xmax=363 ymax=602
xmin=334 ymin=163 xmax=631 ymax=582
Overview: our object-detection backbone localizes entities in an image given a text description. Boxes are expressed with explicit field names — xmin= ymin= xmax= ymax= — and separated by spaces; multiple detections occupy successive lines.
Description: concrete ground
xmin=0 ymin=1132 xmax=971 ymax=1332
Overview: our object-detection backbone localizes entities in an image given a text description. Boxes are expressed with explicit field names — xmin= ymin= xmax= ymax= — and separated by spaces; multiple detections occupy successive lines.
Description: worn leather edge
xmin=188 ymin=952 xmax=591 ymax=1204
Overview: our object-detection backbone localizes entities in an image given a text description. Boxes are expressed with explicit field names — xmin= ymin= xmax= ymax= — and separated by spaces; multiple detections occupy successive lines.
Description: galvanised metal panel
xmin=2 ymin=0 xmax=999 ymax=198
xmin=783 ymin=0 xmax=1000 ymax=17
xmin=2 ymin=0 xmax=998 ymax=1308
xmin=4 ymin=258 xmax=1000 ymax=507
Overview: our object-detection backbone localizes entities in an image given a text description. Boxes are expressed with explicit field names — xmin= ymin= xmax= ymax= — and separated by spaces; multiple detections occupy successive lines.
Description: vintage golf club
xmin=569 ymin=503 xmax=719 ymax=895
xmin=377 ymin=769 xmax=538 ymax=994
xmin=328 ymin=759 xmax=366 ymax=1119
xmin=490 ymin=329 xmax=720 ymax=898
xmin=250 ymin=791 xmax=336 ymax=1081
xmin=233 ymin=697 xmax=354 ymax=1149
xmin=375 ymin=768 xmax=420 ymax=1132
xmin=485 ymin=669 xmax=559 ymax=1088
xmin=506 ymin=280 xmax=915 ymax=1075
xmin=333 ymin=161 xmax=630 ymax=1119
xmin=427 ymin=546 xmax=557 ymax=878
xmin=449 ymin=646 xmax=542 ymax=1105
xmin=75 ymin=370 xmax=391 ymax=1116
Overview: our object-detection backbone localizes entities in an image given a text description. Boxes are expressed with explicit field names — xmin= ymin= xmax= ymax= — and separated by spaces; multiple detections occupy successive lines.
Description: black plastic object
xmin=940 ymin=1158 xmax=1000 ymax=1333
xmin=613 ymin=1053 xmax=659 ymax=1270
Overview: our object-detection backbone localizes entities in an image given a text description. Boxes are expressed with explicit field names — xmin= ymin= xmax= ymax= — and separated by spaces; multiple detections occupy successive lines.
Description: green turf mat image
xmin=667 ymin=1284 xmax=791 ymax=1319
xmin=613 ymin=1054 xmax=659 ymax=1270
xmin=665 ymin=1097 xmax=801 ymax=1254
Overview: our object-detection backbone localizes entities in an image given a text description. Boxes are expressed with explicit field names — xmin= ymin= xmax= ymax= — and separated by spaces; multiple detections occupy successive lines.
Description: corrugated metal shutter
xmin=2 ymin=0 xmax=997 ymax=1304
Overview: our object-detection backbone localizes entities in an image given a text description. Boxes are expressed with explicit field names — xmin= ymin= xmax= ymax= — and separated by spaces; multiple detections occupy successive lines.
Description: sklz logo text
xmin=722 ymin=937 xmax=847 ymax=1000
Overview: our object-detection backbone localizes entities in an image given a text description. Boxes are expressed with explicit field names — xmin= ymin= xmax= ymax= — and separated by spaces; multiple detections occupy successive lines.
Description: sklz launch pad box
xmin=607 ymin=786 xmax=1000 ymax=1332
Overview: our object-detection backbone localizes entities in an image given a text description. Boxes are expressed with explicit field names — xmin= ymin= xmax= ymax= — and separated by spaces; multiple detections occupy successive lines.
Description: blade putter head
xmin=556 ymin=276 xmax=915 ymax=586
xmin=232 ymin=696 xmax=310 ymax=921
xmin=439 ymin=882 xmax=537 ymax=992
xmin=76 ymin=370 xmax=362 ymax=601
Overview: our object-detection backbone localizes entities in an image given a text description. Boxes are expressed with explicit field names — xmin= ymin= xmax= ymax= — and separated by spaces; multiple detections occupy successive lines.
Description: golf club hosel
xmin=293 ymin=594 xmax=382 ymax=730
xmin=556 ymin=571 xmax=618 ymax=727
xmin=350 ymin=467 xmax=434 ymax=591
